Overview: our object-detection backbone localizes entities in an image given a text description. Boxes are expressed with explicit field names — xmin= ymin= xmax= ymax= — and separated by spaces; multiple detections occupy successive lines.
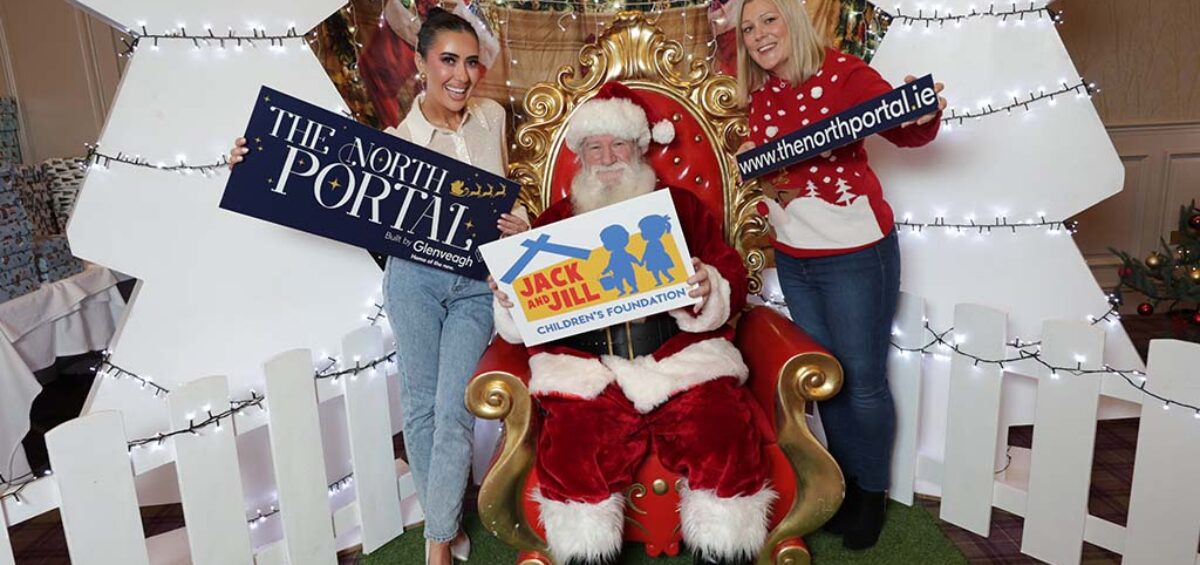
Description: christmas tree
xmin=1111 ymin=200 xmax=1200 ymax=339
xmin=803 ymin=180 xmax=820 ymax=198
xmin=833 ymin=177 xmax=855 ymax=204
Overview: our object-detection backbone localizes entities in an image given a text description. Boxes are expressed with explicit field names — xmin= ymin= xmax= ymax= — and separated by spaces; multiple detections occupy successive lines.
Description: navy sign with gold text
xmin=220 ymin=86 xmax=519 ymax=280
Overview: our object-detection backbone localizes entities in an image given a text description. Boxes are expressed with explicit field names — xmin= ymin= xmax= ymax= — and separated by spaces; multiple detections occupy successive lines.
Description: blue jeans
xmin=383 ymin=258 xmax=494 ymax=541
xmin=774 ymin=231 xmax=900 ymax=493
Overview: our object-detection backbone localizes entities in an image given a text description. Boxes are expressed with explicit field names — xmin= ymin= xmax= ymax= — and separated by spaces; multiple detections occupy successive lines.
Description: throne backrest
xmin=508 ymin=11 xmax=770 ymax=293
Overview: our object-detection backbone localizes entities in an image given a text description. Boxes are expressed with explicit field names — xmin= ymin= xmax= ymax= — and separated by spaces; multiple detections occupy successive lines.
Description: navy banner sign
xmin=736 ymin=74 xmax=938 ymax=181
xmin=220 ymin=86 xmax=520 ymax=280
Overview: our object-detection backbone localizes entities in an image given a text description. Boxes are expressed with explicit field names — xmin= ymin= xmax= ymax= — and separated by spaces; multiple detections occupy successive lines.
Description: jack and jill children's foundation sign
xmin=480 ymin=190 xmax=700 ymax=346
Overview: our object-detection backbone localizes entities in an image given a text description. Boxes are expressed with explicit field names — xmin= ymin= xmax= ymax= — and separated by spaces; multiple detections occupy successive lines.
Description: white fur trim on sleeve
xmin=669 ymin=264 xmax=732 ymax=333
xmin=605 ymin=337 xmax=748 ymax=413
xmin=493 ymin=298 xmax=523 ymax=344
xmin=680 ymin=482 xmax=778 ymax=562
xmin=532 ymin=489 xmax=625 ymax=564
xmin=528 ymin=352 xmax=615 ymax=400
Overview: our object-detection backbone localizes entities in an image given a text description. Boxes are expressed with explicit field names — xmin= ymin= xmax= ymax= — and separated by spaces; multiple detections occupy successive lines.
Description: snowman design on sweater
xmin=748 ymin=48 xmax=940 ymax=257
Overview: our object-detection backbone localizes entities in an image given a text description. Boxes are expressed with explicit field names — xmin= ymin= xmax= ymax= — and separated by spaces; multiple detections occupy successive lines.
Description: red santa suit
xmin=492 ymin=82 xmax=776 ymax=564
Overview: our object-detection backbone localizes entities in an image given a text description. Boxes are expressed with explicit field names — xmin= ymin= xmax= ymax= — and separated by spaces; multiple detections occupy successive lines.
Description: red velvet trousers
xmin=534 ymin=377 xmax=774 ymax=503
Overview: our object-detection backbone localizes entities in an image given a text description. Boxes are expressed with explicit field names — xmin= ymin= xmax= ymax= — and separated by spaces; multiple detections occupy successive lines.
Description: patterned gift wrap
xmin=0 ymin=248 xmax=34 ymax=269
xmin=0 ymin=261 xmax=38 ymax=285
xmin=33 ymin=235 xmax=83 ymax=283
xmin=0 ymin=97 xmax=20 ymax=163
xmin=0 ymin=220 xmax=31 ymax=239
xmin=42 ymin=157 xmax=87 ymax=232
xmin=0 ymin=231 xmax=32 ymax=255
xmin=0 ymin=263 xmax=39 ymax=301
xmin=4 ymin=164 xmax=58 ymax=236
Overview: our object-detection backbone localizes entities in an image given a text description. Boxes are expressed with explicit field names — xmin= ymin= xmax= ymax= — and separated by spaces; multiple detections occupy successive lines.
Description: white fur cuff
xmin=529 ymin=352 xmax=615 ymax=400
xmin=680 ymin=483 xmax=778 ymax=562
xmin=669 ymin=264 xmax=732 ymax=333
xmin=532 ymin=489 xmax=625 ymax=564
xmin=493 ymin=298 xmax=524 ymax=344
xmin=606 ymin=337 xmax=748 ymax=413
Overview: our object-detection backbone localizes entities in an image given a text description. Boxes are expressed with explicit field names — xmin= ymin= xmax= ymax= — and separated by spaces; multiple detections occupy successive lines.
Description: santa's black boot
xmin=822 ymin=476 xmax=861 ymax=535
xmin=842 ymin=489 xmax=888 ymax=550
xmin=693 ymin=553 xmax=754 ymax=565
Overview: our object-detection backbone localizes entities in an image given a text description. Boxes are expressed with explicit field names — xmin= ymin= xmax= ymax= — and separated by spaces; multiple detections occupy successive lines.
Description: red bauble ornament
xmin=1118 ymin=266 xmax=1133 ymax=278
xmin=1193 ymin=310 xmax=1200 ymax=325
xmin=1189 ymin=214 xmax=1200 ymax=230
xmin=1137 ymin=303 xmax=1154 ymax=316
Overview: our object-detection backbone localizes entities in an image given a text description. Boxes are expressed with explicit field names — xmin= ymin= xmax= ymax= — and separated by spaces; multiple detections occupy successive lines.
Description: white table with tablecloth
xmin=0 ymin=266 xmax=125 ymax=481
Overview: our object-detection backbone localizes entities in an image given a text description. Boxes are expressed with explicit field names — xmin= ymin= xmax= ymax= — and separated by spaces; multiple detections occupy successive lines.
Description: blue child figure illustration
xmin=638 ymin=214 xmax=676 ymax=287
xmin=598 ymin=225 xmax=641 ymax=296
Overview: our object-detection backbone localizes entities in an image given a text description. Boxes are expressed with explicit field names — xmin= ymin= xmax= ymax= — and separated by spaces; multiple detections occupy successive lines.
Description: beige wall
xmin=0 ymin=0 xmax=125 ymax=163
xmin=1061 ymin=0 xmax=1200 ymax=294
xmin=1059 ymin=0 xmax=1200 ymax=127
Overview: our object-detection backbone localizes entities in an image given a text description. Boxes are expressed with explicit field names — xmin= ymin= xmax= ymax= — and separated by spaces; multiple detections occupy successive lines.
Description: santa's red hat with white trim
xmin=565 ymin=81 xmax=676 ymax=153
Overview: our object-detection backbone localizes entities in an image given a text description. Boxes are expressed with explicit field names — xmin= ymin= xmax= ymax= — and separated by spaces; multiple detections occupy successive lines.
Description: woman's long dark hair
xmin=416 ymin=7 xmax=478 ymax=57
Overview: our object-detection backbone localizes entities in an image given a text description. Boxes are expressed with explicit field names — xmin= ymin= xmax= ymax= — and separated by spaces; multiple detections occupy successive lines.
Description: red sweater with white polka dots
xmin=748 ymin=48 xmax=940 ymax=258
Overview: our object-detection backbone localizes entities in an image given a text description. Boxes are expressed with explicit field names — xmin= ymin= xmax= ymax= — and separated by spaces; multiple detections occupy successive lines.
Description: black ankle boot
xmin=822 ymin=476 xmax=861 ymax=535
xmin=843 ymin=489 xmax=887 ymax=550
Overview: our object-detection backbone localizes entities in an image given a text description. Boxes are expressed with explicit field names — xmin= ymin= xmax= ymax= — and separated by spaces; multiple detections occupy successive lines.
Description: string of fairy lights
xmin=892 ymin=322 xmax=1198 ymax=417
xmin=941 ymin=79 xmax=1094 ymax=126
xmin=1 ymin=288 xmax=391 ymax=504
xmin=888 ymin=2 xmax=1061 ymax=27
xmin=247 ymin=472 xmax=355 ymax=529
xmin=894 ymin=215 xmax=1077 ymax=235
xmin=759 ymin=288 xmax=1196 ymax=418
xmin=120 ymin=25 xmax=310 ymax=55
xmin=85 ymin=145 xmax=229 ymax=176
xmin=0 ymin=348 xmax=394 ymax=505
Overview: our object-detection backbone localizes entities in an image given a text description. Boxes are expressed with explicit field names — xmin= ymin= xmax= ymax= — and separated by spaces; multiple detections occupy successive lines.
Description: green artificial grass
xmin=361 ymin=500 xmax=966 ymax=564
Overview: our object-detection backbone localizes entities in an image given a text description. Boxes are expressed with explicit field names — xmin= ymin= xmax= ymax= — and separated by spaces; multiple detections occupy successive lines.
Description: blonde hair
xmin=735 ymin=0 xmax=827 ymax=107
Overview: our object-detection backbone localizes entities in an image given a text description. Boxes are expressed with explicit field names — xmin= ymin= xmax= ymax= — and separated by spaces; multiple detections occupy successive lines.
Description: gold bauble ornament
xmin=1190 ymin=269 xmax=1200 ymax=283
xmin=1145 ymin=253 xmax=1164 ymax=268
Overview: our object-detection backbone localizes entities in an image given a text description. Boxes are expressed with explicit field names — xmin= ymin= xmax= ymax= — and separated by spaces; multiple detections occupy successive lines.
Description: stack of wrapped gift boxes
xmin=0 ymin=98 xmax=21 ymax=164
xmin=0 ymin=100 xmax=89 ymax=301
xmin=33 ymin=235 xmax=82 ymax=283
xmin=42 ymin=157 xmax=87 ymax=234
xmin=11 ymin=163 xmax=58 ymax=238
xmin=0 ymin=176 xmax=40 ymax=301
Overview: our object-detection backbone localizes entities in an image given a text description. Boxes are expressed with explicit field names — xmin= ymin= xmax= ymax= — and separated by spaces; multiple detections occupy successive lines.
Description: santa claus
xmin=489 ymin=82 xmax=775 ymax=565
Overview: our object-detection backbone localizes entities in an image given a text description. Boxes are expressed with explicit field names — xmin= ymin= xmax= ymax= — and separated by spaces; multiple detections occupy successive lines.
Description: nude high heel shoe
xmin=449 ymin=530 xmax=471 ymax=562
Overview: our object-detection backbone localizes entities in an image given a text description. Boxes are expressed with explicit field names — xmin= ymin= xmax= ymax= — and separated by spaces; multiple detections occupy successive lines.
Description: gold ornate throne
xmin=465 ymin=12 xmax=845 ymax=565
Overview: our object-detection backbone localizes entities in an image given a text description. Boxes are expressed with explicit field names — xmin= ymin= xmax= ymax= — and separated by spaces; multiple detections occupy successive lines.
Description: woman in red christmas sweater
xmin=734 ymin=0 xmax=945 ymax=549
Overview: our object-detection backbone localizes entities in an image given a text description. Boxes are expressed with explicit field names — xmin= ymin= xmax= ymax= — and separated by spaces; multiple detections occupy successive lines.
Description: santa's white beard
xmin=570 ymin=160 xmax=657 ymax=214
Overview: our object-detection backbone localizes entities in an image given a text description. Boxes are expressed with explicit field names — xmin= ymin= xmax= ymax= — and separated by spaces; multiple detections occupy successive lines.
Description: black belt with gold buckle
xmin=556 ymin=313 xmax=680 ymax=359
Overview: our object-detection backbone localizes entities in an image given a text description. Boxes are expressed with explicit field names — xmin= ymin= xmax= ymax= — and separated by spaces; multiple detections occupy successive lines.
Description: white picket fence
xmin=887 ymin=292 xmax=1200 ymax=565
xmin=4 ymin=300 xmax=1200 ymax=564
xmin=0 ymin=326 xmax=424 ymax=565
